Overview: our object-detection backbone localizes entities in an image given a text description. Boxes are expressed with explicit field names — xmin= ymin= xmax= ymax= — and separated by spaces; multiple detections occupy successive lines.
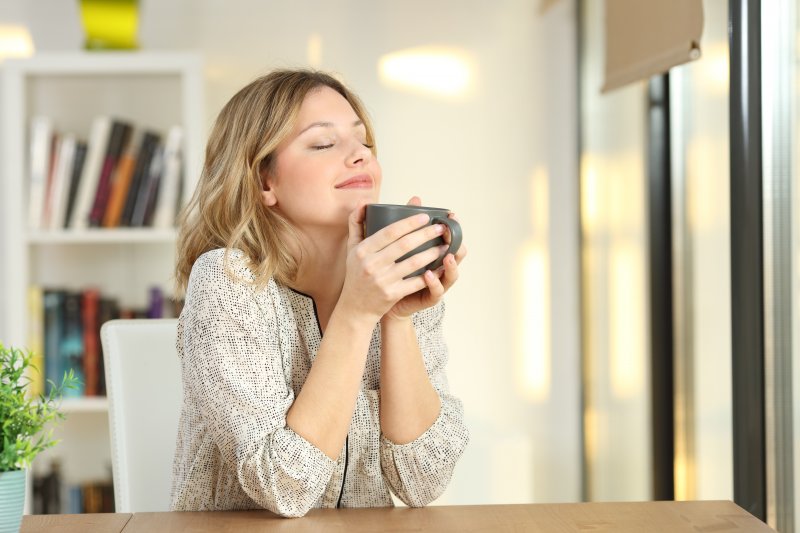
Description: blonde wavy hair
xmin=175 ymin=69 xmax=376 ymax=294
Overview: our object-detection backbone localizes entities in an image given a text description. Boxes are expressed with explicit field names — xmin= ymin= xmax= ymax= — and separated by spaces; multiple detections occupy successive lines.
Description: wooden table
xmin=20 ymin=500 xmax=775 ymax=532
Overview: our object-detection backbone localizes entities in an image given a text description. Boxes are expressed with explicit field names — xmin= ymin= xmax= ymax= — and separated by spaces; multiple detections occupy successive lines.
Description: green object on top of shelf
xmin=78 ymin=0 xmax=140 ymax=51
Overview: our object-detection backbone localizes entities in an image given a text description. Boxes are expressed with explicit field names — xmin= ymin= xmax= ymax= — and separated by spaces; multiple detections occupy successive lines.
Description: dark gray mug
xmin=365 ymin=203 xmax=463 ymax=277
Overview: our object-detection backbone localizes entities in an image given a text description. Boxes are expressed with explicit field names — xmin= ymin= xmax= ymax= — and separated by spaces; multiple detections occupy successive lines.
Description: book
xmin=61 ymin=291 xmax=85 ymax=397
xmin=122 ymin=132 xmax=161 ymax=226
xmin=120 ymin=131 xmax=160 ymax=226
xmin=102 ymin=130 xmax=141 ymax=227
xmin=63 ymin=141 xmax=88 ymax=228
xmin=96 ymin=297 xmax=120 ymax=396
xmin=69 ymin=116 xmax=112 ymax=229
xmin=28 ymin=117 xmax=54 ymax=230
xmin=81 ymin=289 xmax=101 ymax=396
xmin=152 ymin=125 xmax=184 ymax=228
xmin=47 ymin=134 xmax=77 ymax=231
xmin=40 ymin=133 xmax=61 ymax=229
xmin=43 ymin=290 xmax=65 ymax=394
xmin=131 ymin=144 xmax=164 ymax=227
xmin=89 ymin=120 xmax=133 ymax=226
xmin=147 ymin=286 xmax=164 ymax=318
xmin=26 ymin=285 xmax=45 ymax=397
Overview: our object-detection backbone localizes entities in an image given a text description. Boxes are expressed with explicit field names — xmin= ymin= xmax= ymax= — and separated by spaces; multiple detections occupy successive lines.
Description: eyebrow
xmin=299 ymin=119 xmax=364 ymax=135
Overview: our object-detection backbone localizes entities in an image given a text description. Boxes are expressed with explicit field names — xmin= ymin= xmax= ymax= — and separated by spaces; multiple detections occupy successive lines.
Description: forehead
xmin=295 ymin=86 xmax=361 ymax=127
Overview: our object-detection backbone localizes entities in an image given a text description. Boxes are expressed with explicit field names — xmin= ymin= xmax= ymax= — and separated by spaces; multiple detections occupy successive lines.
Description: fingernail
xmin=415 ymin=213 xmax=430 ymax=224
xmin=434 ymin=224 xmax=445 ymax=234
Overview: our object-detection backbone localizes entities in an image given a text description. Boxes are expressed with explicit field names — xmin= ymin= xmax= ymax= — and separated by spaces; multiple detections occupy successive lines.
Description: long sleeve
xmin=378 ymin=300 xmax=469 ymax=506
xmin=172 ymin=250 xmax=336 ymax=517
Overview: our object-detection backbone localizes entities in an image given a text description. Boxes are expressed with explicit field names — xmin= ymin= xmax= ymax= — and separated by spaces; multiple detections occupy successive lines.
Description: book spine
xmin=89 ymin=121 xmax=133 ymax=227
xmin=121 ymin=132 xmax=160 ymax=226
xmin=28 ymin=117 xmax=54 ymax=230
xmin=102 ymin=130 xmax=141 ymax=227
xmin=48 ymin=135 xmax=77 ymax=231
xmin=81 ymin=289 xmax=100 ymax=397
xmin=61 ymin=292 xmax=85 ymax=397
xmin=63 ymin=141 xmax=88 ymax=229
xmin=43 ymin=290 xmax=65 ymax=394
xmin=131 ymin=144 xmax=164 ymax=227
xmin=26 ymin=285 xmax=45 ymax=397
xmin=69 ymin=116 xmax=112 ymax=229
xmin=40 ymin=134 xmax=61 ymax=229
xmin=152 ymin=125 xmax=184 ymax=228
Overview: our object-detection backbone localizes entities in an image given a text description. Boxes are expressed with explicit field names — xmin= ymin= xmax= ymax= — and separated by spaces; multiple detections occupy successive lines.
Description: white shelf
xmin=58 ymin=397 xmax=109 ymax=413
xmin=2 ymin=51 xmax=202 ymax=75
xmin=1 ymin=52 xmax=204 ymax=513
xmin=28 ymin=228 xmax=177 ymax=245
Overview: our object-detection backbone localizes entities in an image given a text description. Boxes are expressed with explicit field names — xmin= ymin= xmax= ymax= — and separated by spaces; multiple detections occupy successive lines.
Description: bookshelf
xmin=0 ymin=52 xmax=204 ymax=513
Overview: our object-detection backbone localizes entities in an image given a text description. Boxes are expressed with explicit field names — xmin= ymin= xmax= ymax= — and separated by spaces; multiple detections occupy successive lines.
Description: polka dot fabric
xmin=170 ymin=249 xmax=469 ymax=517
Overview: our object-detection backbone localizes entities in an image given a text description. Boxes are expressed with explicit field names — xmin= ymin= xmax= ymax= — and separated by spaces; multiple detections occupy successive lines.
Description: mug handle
xmin=432 ymin=215 xmax=462 ymax=265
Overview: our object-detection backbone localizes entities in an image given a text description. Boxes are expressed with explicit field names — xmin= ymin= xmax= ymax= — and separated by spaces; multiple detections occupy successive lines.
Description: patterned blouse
xmin=170 ymin=248 xmax=469 ymax=517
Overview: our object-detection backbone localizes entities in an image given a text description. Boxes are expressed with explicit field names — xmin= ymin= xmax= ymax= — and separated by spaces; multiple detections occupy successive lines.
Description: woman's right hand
xmin=336 ymin=202 xmax=448 ymax=323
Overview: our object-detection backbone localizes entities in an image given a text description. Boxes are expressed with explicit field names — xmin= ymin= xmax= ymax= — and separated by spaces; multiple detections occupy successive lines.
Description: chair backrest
xmin=100 ymin=319 xmax=181 ymax=513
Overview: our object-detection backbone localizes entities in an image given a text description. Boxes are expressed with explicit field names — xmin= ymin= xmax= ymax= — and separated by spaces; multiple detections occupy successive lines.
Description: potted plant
xmin=0 ymin=343 xmax=78 ymax=533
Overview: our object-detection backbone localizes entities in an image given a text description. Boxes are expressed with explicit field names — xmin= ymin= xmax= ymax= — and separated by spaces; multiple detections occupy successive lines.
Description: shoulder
xmin=185 ymin=248 xmax=280 ymax=328
xmin=189 ymin=248 xmax=255 ymax=286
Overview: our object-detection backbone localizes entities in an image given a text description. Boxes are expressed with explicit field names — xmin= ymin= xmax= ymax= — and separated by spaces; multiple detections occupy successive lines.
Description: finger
xmin=361 ymin=212 xmax=430 ymax=253
xmin=440 ymin=253 xmax=460 ymax=289
xmin=448 ymin=211 xmax=460 ymax=222
xmin=407 ymin=196 xmax=422 ymax=206
xmin=398 ymin=272 xmax=429 ymax=295
xmin=381 ymin=223 xmax=448 ymax=264
xmin=422 ymin=269 xmax=446 ymax=299
xmin=394 ymin=244 xmax=448 ymax=279
xmin=347 ymin=200 xmax=369 ymax=248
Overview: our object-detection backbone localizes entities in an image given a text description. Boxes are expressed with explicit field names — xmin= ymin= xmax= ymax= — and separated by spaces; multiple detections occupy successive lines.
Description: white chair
xmin=100 ymin=319 xmax=181 ymax=512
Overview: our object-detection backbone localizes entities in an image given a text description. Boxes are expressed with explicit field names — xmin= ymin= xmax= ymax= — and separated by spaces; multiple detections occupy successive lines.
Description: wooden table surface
xmin=20 ymin=500 xmax=776 ymax=532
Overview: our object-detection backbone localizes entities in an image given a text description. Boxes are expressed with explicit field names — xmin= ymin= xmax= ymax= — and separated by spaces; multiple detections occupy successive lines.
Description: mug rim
xmin=366 ymin=203 xmax=449 ymax=212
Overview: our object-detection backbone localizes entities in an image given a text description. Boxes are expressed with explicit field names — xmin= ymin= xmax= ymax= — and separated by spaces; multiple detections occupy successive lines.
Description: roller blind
xmin=603 ymin=0 xmax=704 ymax=92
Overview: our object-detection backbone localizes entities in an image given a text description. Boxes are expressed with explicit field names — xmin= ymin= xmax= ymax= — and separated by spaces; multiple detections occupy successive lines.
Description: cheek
xmin=372 ymin=161 xmax=383 ymax=189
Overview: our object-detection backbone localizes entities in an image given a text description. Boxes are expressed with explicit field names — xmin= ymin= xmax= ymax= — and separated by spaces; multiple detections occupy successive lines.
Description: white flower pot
xmin=0 ymin=469 xmax=25 ymax=533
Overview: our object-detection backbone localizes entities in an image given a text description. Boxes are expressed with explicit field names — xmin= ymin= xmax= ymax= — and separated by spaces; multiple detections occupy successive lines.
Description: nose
xmin=346 ymin=138 xmax=372 ymax=167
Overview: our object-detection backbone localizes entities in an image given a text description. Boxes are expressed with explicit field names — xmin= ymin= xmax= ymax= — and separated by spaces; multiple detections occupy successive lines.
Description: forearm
xmin=286 ymin=306 xmax=375 ymax=460
xmin=379 ymin=316 xmax=441 ymax=444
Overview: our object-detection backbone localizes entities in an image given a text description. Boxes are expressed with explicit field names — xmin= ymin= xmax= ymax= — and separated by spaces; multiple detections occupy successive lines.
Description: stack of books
xmin=32 ymin=460 xmax=115 ymax=514
xmin=26 ymin=285 xmax=182 ymax=397
xmin=28 ymin=116 xmax=184 ymax=231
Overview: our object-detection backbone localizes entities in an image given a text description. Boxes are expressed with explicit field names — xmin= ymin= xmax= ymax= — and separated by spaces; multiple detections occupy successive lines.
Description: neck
xmin=290 ymin=226 xmax=348 ymax=306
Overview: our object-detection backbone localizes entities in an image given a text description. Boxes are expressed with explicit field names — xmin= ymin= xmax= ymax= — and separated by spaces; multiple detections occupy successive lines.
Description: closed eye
xmin=312 ymin=144 xmax=334 ymax=150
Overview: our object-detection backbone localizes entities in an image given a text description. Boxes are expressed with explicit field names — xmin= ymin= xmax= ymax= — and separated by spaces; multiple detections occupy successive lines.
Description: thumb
xmin=347 ymin=201 xmax=368 ymax=249
xmin=407 ymin=196 xmax=422 ymax=206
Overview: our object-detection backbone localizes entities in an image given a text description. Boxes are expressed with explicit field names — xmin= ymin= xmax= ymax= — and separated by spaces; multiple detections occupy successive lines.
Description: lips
xmin=334 ymin=174 xmax=373 ymax=189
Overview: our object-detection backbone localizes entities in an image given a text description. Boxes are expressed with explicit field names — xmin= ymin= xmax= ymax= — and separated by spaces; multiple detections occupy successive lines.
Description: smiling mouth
xmin=335 ymin=175 xmax=373 ymax=189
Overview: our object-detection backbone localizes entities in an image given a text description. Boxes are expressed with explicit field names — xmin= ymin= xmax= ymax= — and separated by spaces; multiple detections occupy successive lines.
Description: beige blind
xmin=603 ymin=0 xmax=703 ymax=92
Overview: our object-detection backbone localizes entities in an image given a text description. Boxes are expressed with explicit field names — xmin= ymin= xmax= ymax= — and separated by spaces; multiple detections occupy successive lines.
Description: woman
xmin=170 ymin=69 xmax=469 ymax=518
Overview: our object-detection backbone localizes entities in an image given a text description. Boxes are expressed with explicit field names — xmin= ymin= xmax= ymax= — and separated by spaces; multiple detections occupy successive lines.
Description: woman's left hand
xmin=382 ymin=197 xmax=467 ymax=322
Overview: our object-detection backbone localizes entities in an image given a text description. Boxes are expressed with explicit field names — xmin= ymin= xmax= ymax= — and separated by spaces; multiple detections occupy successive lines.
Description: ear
xmin=261 ymin=188 xmax=277 ymax=207
xmin=259 ymin=163 xmax=278 ymax=207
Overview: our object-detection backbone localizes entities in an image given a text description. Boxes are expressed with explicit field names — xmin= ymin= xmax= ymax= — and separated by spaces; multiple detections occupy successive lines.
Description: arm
xmin=180 ymin=251 xmax=336 ymax=517
xmin=378 ymin=301 xmax=470 ymax=507
xmin=285 ymin=306 xmax=375 ymax=459
xmin=379 ymin=314 xmax=441 ymax=444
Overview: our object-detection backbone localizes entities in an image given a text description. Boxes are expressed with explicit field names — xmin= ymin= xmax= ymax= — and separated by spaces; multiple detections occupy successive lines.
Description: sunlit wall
xmin=669 ymin=0 xmax=732 ymax=501
xmin=579 ymin=0 xmax=651 ymax=501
